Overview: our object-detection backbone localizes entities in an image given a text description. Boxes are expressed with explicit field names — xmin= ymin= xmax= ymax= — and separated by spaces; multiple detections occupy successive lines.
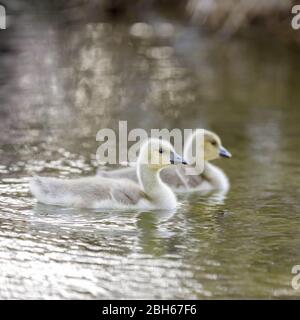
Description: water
xmin=0 ymin=5 xmax=300 ymax=299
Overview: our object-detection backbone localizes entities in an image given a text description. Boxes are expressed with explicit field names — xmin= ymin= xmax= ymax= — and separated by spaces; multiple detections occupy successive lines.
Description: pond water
xmin=0 ymin=6 xmax=300 ymax=299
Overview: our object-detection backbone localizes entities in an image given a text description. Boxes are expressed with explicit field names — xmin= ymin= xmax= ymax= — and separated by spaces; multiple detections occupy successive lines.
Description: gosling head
xmin=204 ymin=130 xmax=232 ymax=161
xmin=138 ymin=138 xmax=187 ymax=171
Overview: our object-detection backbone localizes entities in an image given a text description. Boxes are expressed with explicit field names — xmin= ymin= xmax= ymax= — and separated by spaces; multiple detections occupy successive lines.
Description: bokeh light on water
xmin=0 ymin=1 xmax=300 ymax=298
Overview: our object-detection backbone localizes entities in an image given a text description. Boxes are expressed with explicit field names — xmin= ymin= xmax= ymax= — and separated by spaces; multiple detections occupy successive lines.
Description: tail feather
xmin=29 ymin=176 xmax=56 ymax=204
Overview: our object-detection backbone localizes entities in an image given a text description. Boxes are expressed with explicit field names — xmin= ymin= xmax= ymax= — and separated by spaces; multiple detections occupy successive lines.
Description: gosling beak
xmin=170 ymin=151 xmax=188 ymax=165
xmin=219 ymin=146 xmax=232 ymax=158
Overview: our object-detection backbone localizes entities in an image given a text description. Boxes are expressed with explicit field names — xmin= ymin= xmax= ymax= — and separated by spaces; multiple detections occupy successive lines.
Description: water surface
xmin=0 ymin=7 xmax=300 ymax=299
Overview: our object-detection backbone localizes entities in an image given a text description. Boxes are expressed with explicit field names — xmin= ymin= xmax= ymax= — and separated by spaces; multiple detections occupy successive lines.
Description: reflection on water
xmin=0 ymin=5 xmax=300 ymax=299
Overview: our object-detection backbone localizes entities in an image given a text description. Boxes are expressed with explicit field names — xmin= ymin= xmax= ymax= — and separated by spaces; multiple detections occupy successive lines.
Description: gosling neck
xmin=137 ymin=163 xmax=177 ymax=210
xmin=184 ymin=144 xmax=207 ymax=176
xmin=184 ymin=132 xmax=205 ymax=171
xmin=137 ymin=164 xmax=165 ymax=195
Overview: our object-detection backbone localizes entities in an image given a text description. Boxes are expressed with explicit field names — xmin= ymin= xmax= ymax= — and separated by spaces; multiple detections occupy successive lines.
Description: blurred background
xmin=0 ymin=0 xmax=300 ymax=299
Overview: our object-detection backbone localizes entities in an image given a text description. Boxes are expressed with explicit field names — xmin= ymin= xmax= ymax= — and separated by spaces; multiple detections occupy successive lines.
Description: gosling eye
xmin=211 ymin=141 xmax=217 ymax=147
xmin=159 ymin=148 xmax=163 ymax=154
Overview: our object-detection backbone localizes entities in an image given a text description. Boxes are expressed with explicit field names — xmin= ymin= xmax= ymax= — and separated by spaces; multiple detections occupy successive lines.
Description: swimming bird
xmin=97 ymin=130 xmax=231 ymax=193
xmin=29 ymin=139 xmax=187 ymax=210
